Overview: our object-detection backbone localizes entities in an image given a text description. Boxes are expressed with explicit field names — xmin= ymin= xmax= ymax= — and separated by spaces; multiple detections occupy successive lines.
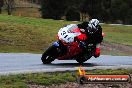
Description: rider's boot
xmin=94 ymin=43 xmax=101 ymax=58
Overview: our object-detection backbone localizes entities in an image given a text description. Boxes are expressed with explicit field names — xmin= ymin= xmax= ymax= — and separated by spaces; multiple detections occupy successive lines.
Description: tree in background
xmin=101 ymin=0 xmax=111 ymax=23
xmin=41 ymin=0 xmax=67 ymax=20
xmin=41 ymin=0 xmax=111 ymax=21
xmin=0 ymin=0 xmax=4 ymax=14
xmin=5 ymin=0 xmax=15 ymax=15
xmin=80 ymin=0 xmax=112 ymax=22
xmin=65 ymin=0 xmax=82 ymax=21
xmin=109 ymin=0 xmax=132 ymax=24
xmin=40 ymin=0 xmax=132 ymax=24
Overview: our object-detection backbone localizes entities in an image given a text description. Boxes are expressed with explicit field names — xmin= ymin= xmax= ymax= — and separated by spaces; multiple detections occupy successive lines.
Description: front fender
xmin=52 ymin=41 xmax=67 ymax=56
xmin=52 ymin=41 xmax=60 ymax=47
xmin=43 ymin=44 xmax=59 ymax=59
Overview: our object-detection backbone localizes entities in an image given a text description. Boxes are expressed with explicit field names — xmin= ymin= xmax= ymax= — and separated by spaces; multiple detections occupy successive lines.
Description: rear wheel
xmin=76 ymin=57 xmax=89 ymax=64
xmin=76 ymin=52 xmax=92 ymax=64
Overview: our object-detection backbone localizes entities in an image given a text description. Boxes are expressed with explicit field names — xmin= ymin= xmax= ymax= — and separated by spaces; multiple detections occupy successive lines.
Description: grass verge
xmin=102 ymin=24 xmax=132 ymax=46
xmin=0 ymin=69 xmax=132 ymax=88
xmin=0 ymin=72 xmax=75 ymax=88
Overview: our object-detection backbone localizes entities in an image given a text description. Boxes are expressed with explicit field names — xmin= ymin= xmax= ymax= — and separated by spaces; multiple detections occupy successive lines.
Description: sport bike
xmin=41 ymin=24 xmax=103 ymax=64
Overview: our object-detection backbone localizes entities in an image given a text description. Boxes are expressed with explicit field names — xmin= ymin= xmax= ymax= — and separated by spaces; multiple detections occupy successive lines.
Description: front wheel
xmin=41 ymin=53 xmax=55 ymax=64
xmin=41 ymin=45 xmax=57 ymax=64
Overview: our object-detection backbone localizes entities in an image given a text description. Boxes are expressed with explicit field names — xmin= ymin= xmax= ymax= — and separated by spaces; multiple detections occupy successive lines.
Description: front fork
xmin=52 ymin=41 xmax=67 ymax=56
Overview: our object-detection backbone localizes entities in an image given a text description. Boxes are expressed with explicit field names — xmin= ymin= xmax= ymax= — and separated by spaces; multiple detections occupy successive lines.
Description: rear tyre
xmin=76 ymin=57 xmax=88 ymax=64
xmin=76 ymin=53 xmax=92 ymax=64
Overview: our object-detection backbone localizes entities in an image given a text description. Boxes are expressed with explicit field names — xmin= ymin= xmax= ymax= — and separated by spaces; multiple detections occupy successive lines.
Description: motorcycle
xmin=41 ymin=24 xmax=103 ymax=64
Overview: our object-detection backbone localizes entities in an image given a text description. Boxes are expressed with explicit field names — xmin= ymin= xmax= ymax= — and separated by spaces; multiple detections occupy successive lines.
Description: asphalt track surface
xmin=0 ymin=53 xmax=132 ymax=75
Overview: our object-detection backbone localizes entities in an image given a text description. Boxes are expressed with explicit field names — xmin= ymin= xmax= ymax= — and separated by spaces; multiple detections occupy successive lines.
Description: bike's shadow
xmin=44 ymin=62 xmax=98 ymax=67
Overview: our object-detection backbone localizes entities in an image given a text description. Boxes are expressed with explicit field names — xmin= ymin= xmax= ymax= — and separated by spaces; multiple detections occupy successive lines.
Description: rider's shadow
xmin=45 ymin=62 xmax=98 ymax=67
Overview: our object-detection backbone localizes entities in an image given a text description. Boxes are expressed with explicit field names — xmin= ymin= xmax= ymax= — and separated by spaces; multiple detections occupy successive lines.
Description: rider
xmin=77 ymin=19 xmax=103 ymax=58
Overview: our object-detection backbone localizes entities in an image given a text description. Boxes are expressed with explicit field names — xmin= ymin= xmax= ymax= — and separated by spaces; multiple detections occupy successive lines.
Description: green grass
xmin=102 ymin=24 xmax=132 ymax=45
xmin=0 ymin=15 xmax=132 ymax=53
xmin=0 ymin=15 xmax=77 ymax=53
xmin=86 ymin=69 xmax=130 ymax=75
xmin=0 ymin=69 xmax=132 ymax=88
xmin=0 ymin=72 xmax=75 ymax=88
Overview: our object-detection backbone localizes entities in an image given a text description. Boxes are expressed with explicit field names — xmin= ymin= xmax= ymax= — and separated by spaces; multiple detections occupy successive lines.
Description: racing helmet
xmin=89 ymin=19 xmax=99 ymax=28
xmin=87 ymin=19 xmax=99 ymax=34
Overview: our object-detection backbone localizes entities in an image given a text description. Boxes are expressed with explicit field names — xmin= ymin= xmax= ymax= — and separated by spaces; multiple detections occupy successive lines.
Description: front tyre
xmin=41 ymin=45 xmax=57 ymax=64
xmin=41 ymin=53 xmax=55 ymax=64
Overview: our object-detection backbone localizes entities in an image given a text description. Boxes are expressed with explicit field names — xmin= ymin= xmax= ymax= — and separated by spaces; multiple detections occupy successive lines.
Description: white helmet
xmin=88 ymin=19 xmax=99 ymax=29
